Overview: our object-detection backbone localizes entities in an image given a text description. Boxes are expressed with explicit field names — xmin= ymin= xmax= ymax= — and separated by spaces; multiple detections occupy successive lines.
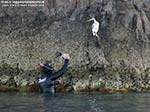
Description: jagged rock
xmin=0 ymin=0 xmax=150 ymax=92
xmin=0 ymin=75 xmax=10 ymax=84
xmin=20 ymin=79 xmax=28 ymax=87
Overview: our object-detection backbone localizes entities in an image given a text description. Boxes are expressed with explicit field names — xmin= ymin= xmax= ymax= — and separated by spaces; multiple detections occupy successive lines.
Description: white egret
xmin=88 ymin=18 xmax=100 ymax=38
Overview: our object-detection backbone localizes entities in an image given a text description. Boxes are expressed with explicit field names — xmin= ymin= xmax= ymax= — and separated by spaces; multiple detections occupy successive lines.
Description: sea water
xmin=0 ymin=92 xmax=149 ymax=112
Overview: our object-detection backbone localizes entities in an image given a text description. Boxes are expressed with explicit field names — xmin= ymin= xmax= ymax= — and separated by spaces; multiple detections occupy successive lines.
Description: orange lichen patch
xmin=0 ymin=85 xmax=149 ymax=93
xmin=75 ymin=87 xmax=113 ymax=93
xmin=56 ymin=85 xmax=74 ymax=93
xmin=19 ymin=84 xmax=40 ymax=92
xmin=56 ymin=86 xmax=68 ymax=93
xmin=26 ymin=84 xmax=40 ymax=92
xmin=116 ymin=88 xmax=130 ymax=92
xmin=100 ymin=87 xmax=130 ymax=93
xmin=0 ymin=86 xmax=19 ymax=92
xmin=98 ymin=87 xmax=110 ymax=93
xmin=143 ymin=88 xmax=150 ymax=92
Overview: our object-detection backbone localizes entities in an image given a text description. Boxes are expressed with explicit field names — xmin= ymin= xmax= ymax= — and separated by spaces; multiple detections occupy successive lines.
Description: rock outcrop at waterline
xmin=0 ymin=0 xmax=150 ymax=92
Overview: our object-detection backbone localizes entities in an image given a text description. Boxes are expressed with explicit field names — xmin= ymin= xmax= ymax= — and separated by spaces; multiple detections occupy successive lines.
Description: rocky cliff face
xmin=0 ymin=0 xmax=150 ymax=92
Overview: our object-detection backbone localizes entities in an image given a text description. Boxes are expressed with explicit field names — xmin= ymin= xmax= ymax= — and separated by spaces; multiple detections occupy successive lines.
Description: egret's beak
xmin=87 ymin=18 xmax=93 ymax=22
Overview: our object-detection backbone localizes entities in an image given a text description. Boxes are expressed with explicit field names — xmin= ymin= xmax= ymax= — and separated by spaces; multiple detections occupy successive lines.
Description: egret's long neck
xmin=93 ymin=19 xmax=97 ymax=23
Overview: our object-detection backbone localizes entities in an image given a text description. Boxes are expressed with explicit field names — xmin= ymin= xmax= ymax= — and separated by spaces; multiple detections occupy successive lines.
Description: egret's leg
xmin=95 ymin=33 xmax=100 ymax=40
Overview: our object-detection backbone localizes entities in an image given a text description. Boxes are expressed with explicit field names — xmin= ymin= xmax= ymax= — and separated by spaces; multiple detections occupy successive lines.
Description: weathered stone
xmin=0 ymin=75 xmax=10 ymax=84
xmin=0 ymin=0 xmax=150 ymax=92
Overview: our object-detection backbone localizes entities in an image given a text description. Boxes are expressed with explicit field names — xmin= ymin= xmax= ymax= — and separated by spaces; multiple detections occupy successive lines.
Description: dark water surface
xmin=0 ymin=92 xmax=149 ymax=112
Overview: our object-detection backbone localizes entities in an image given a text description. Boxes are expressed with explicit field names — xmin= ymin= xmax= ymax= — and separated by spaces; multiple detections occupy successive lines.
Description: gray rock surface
xmin=0 ymin=0 xmax=149 ymax=91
